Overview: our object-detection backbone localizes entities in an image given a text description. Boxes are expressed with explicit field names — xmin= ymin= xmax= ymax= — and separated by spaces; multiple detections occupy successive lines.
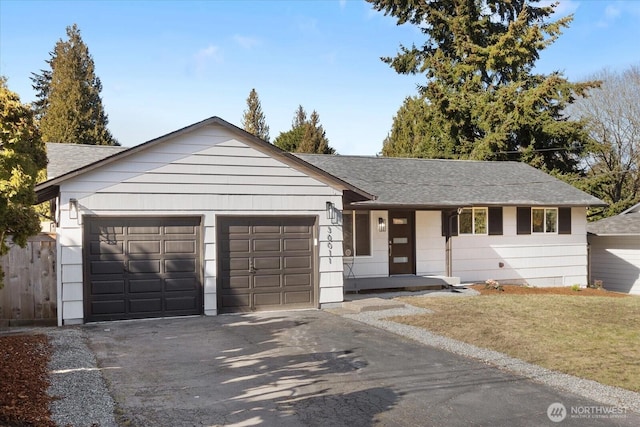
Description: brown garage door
xmin=217 ymin=216 xmax=317 ymax=313
xmin=84 ymin=217 xmax=202 ymax=322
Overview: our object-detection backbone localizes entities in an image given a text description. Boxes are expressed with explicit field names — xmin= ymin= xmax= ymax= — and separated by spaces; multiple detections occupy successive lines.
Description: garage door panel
xmin=253 ymin=239 xmax=281 ymax=252
xmin=92 ymin=300 xmax=126 ymax=315
xmin=253 ymin=225 xmax=281 ymax=234
xmin=128 ymin=241 xmax=161 ymax=254
xmin=254 ymin=292 xmax=281 ymax=306
xmin=284 ymin=239 xmax=311 ymax=251
xmin=165 ymin=225 xmax=197 ymax=235
xmin=218 ymin=216 xmax=316 ymax=313
xmin=283 ymin=225 xmax=312 ymax=233
xmin=165 ymin=259 xmax=196 ymax=273
xmin=165 ymin=296 xmax=198 ymax=311
xmin=224 ymin=258 xmax=249 ymax=272
xmin=91 ymin=224 xmax=123 ymax=235
xmin=285 ymin=291 xmax=312 ymax=304
xmin=227 ymin=240 xmax=250 ymax=253
xmin=165 ymin=240 xmax=197 ymax=254
xmin=127 ymin=226 xmax=160 ymax=235
xmin=284 ymin=274 xmax=311 ymax=287
xmin=166 ymin=278 xmax=197 ymax=291
xmin=90 ymin=241 xmax=124 ymax=255
xmin=129 ymin=298 xmax=162 ymax=313
xmin=129 ymin=279 xmax=162 ymax=293
xmin=128 ymin=260 xmax=161 ymax=274
xmin=91 ymin=280 xmax=125 ymax=295
xmin=284 ymin=256 xmax=311 ymax=269
xmin=255 ymin=257 xmax=281 ymax=269
xmin=91 ymin=260 xmax=125 ymax=275
xmin=221 ymin=294 xmax=250 ymax=308
xmin=254 ymin=275 xmax=281 ymax=288
xmin=221 ymin=276 xmax=250 ymax=289
xmin=85 ymin=216 xmax=202 ymax=322
xmin=227 ymin=225 xmax=250 ymax=234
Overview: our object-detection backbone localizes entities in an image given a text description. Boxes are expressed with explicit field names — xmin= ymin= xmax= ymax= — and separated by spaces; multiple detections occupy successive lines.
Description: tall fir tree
xmin=274 ymin=106 xmax=335 ymax=154
xmin=0 ymin=78 xmax=48 ymax=286
xmin=241 ymin=88 xmax=270 ymax=142
xmin=382 ymin=95 xmax=456 ymax=158
xmin=370 ymin=0 xmax=597 ymax=174
xmin=31 ymin=24 xmax=118 ymax=146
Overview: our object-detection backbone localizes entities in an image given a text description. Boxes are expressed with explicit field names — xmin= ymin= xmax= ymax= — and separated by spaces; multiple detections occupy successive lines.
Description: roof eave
xmin=34 ymin=116 xmax=375 ymax=203
xmin=346 ymin=201 xmax=603 ymax=209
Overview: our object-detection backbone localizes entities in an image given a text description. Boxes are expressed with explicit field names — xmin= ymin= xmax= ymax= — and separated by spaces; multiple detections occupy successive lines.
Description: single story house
xmin=587 ymin=203 xmax=640 ymax=295
xmin=36 ymin=117 xmax=606 ymax=325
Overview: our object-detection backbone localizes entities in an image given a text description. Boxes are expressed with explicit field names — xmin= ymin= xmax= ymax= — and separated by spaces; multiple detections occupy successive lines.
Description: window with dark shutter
xmin=558 ymin=207 xmax=572 ymax=234
xmin=355 ymin=211 xmax=371 ymax=256
xmin=488 ymin=207 xmax=503 ymax=235
xmin=517 ymin=207 xmax=531 ymax=235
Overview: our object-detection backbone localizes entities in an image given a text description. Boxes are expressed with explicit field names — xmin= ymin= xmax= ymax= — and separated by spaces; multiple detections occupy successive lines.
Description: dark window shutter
xmin=355 ymin=212 xmax=371 ymax=256
xmin=441 ymin=210 xmax=458 ymax=236
xmin=488 ymin=207 xmax=503 ymax=235
xmin=558 ymin=207 xmax=572 ymax=234
xmin=517 ymin=207 xmax=531 ymax=235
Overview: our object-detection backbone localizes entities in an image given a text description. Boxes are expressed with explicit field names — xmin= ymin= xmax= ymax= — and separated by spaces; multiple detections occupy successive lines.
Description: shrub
xmin=485 ymin=279 xmax=503 ymax=291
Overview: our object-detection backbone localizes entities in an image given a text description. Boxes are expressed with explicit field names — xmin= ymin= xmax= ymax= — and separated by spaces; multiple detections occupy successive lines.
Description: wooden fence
xmin=0 ymin=234 xmax=57 ymax=326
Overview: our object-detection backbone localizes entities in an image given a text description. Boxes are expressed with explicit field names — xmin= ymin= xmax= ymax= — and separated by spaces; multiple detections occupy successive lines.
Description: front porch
xmin=344 ymin=275 xmax=461 ymax=294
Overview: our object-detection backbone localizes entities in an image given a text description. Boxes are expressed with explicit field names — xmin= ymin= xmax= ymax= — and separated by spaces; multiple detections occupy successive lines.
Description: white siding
xmin=350 ymin=207 xmax=590 ymax=287
xmin=56 ymin=124 xmax=344 ymax=324
xmin=416 ymin=211 xmax=446 ymax=276
xmin=589 ymin=235 xmax=640 ymax=295
xmin=451 ymin=207 xmax=589 ymax=286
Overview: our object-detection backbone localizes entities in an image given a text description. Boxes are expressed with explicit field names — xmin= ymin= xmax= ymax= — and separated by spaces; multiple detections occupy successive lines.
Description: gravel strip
xmin=344 ymin=305 xmax=640 ymax=414
xmin=47 ymin=328 xmax=117 ymax=427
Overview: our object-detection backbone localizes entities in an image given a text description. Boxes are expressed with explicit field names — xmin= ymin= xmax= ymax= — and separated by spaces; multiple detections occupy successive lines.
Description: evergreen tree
xmin=369 ymin=0 xmax=596 ymax=173
xmin=31 ymin=24 xmax=118 ymax=146
xmin=382 ymin=95 xmax=455 ymax=158
xmin=0 ymin=78 xmax=48 ymax=287
xmin=274 ymin=106 xmax=336 ymax=154
xmin=241 ymin=88 xmax=270 ymax=142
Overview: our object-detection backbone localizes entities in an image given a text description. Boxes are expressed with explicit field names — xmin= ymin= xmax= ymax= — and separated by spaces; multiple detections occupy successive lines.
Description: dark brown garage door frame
xmin=83 ymin=216 xmax=204 ymax=322
xmin=217 ymin=215 xmax=319 ymax=313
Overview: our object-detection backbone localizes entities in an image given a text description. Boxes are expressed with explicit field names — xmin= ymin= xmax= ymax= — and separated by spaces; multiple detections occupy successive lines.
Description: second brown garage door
xmin=217 ymin=216 xmax=317 ymax=313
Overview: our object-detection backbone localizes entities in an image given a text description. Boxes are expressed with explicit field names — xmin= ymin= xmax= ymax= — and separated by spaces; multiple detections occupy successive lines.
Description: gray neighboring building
xmin=588 ymin=203 xmax=640 ymax=295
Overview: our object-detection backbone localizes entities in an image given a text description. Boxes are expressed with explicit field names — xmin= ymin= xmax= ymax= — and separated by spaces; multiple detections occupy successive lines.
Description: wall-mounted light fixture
xmin=378 ymin=217 xmax=386 ymax=232
xmin=326 ymin=201 xmax=335 ymax=220
xmin=69 ymin=198 xmax=78 ymax=220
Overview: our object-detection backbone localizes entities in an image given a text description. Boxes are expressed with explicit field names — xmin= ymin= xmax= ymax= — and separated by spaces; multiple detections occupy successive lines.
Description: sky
xmin=1 ymin=0 xmax=639 ymax=155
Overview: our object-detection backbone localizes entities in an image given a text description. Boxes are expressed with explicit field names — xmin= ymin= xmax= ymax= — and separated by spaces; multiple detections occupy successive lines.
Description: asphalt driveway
xmin=84 ymin=311 xmax=638 ymax=426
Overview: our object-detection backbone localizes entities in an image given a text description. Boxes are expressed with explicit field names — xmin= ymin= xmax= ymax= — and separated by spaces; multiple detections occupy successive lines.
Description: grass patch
xmin=393 ymin=291 xmax=640 ymax=392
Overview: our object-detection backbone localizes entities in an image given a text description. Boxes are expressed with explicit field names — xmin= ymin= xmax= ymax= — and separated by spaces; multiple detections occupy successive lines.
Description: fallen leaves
xmin=0 ymin=334 xmax=55 ymax=427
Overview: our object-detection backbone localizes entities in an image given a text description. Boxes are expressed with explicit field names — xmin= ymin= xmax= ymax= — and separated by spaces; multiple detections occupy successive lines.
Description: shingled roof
xmin=46 ymin=142 xmax=127 ymax=179
xmin=295 ymin=154 xmax=605 ymax=208
xmin=587 ymin=203 xmax=640 ymax=235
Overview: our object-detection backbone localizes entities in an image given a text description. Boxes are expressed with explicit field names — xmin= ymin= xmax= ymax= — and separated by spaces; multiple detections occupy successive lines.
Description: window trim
xmin=458 ymin=207 xmax=488 ymax=235
xmin=342 ymin=210 xmax=372 ymax=257
xmin=531 ymin=207 xmax=558 ymax=234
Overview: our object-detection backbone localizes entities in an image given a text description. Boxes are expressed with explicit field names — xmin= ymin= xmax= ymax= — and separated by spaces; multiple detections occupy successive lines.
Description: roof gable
xmin=35 ymin=117 xmax=372 ymax=203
